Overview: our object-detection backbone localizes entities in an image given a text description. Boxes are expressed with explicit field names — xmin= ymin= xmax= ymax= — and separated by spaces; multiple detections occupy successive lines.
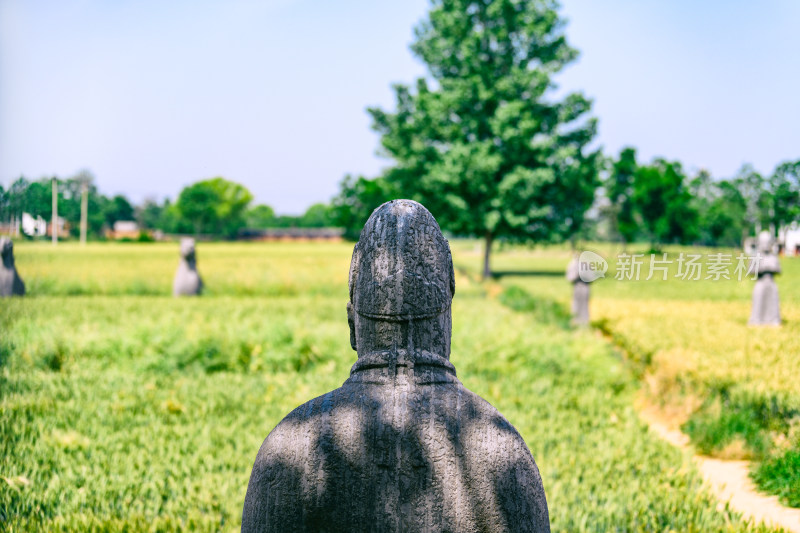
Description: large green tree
xmin=730 ymin=164 xmax=767 ymax=237
xmin=605 ymin=147 xmax=639 ymax=245
xmin=631 ymin=159 xmax=698 ymax=247
xmin=175 ymin=177 xmax=253 ymax=237
xmin=22 ymin=179 xmax=54 ymax=220
xmin=298 ymin=203 xmax=334 ymax=228
xmin=366 ymin=0 xmax=599 ymax=277
xmin=331 ymin=174 xmax=398 ymax=240
xmin=104 ymin=195 xmax=135 ymax=226
xmin=704 ymin=180 xmax=747 ymax=247
xmin=765 ymin=160 xmax=800 ymax=236
xmin=244 ymin=205 xmax=276 ymax=229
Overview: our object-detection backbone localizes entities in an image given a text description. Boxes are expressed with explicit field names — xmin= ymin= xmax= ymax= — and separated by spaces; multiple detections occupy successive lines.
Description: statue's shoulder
xmin=448 ymin=385 xmax=551 ymax=531
xmin=243 ymin=386 xmax=357 ymax=532
xmin=454 ymin=385 xmax=544 ymax=477
xmin=249 ymin=383 xmax=361 ymax=474
xmin=456 ymin=385 xmax=525 ymax=440
xmin=255 ymin=388 xmax=339 ymax=453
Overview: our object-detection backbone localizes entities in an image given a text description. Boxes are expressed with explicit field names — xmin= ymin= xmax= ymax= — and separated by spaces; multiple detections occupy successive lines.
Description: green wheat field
xmin=2 ymin=241 xmax=798 ymax=532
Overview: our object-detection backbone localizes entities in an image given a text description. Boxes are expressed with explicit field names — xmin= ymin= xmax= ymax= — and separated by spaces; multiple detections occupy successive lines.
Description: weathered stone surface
xmin=0 ymin=237 xmax=25 ymax=297
xmin=242 ymin=200 xmax=549 ymax=533
xmin=566 ymin=255 xmax=590 ymax=326
xmin=173 ymin=238 xmax=203 ymax=296
xmin=749 ymin=231 xmax=781 ymax=326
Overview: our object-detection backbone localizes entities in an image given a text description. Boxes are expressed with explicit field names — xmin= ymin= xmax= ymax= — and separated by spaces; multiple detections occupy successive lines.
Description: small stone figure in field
xmin=242 ymin=200 xmax=550 ymax=533
xmin=173 ymin=238 xmax=203 ymax=296
xmin=0 ymin=237 xmax=25 ymax=297
xmin=566 ymin=253 xmax=590 ymax=326
xmin=749 ymin=231 xmax=781 ymax=326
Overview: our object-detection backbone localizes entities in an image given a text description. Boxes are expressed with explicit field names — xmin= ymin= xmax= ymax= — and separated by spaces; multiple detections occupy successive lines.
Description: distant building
xmin=21 ymin=212 xmax=47 ymax=237
xmin=106 ymin=220 xmax=142 ymax=240
xmin=238 ymin=227 xmax=345 ymax=242
xmin=47 ymin=217 xmax=69 ymax=237
xmin=781 ymin=222 xmax=800 ymax=256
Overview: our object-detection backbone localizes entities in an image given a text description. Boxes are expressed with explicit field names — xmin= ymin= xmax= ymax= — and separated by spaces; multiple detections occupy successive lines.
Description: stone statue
xmin=242 ymin=200 xmax=550 ymax=533
xmin=749 ymin=231 xmax=781 ymax=326
xmin=173 ymin=238 xmax=203 ymax=296
xmin=566 ymin=253 xmax=590 ymax=326
xmin=0 ymin=237 xmax=25 ymax=297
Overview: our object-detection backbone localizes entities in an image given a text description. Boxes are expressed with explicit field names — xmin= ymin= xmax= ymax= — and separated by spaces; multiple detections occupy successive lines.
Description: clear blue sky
xmin=2 ymin=0 xmax=799 ymax=214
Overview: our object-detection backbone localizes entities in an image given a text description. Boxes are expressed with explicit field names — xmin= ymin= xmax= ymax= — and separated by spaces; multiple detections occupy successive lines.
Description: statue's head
xmin=179 ymin=238 xmax=196 ymax=260
xmin=1 ymin=237 xmax=13 ymax=259
xmin=757 ymin=231 xmax=774 ymax=254
xmin=347 ymin=200 xmax=455 ymax=358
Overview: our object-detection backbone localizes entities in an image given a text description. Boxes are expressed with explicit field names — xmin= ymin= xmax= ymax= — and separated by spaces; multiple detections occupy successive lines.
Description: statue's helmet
xmin=180 ymin=238 xmax=196 ymax=258
xmin=349 ymin=200 xmax=455 ymax=321
xmin=757 ymin=230 xmax=774 ymax=254
xmin=1 ymin=237 xmax=12 ymax=257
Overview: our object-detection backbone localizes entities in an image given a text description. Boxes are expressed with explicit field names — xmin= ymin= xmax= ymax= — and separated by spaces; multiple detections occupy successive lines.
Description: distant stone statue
xmin=749 ymin=231 xmax=781 ymax=326
xmin=242 ymin=200 xmax=550 ymax=533
xmin=566 ymin=253 xmax=590 ymax=326
xmin=0 ymin=237 xmax=25 ymax=297
xmin=173 ymin=238 xmax=203 ymax=296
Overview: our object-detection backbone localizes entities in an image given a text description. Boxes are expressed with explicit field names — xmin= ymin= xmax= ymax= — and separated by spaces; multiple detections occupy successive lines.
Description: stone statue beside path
xmin=173 ymin=238 xmax=203 ymax=296
xmin=242 ymin=200 xmax=550 ymax=533
xmin=566 ymin=253 xmax=591 ymax=326
xmin=749 ymin=231 xmax=781 ymax=326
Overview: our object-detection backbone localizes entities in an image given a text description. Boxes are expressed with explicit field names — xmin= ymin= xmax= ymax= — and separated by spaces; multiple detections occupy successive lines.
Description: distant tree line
xmin=330 ymin=154 xmax=800 ymax=251
xmin=6 ymin=154 xmax=794 ymax=250
xmin=602 ymin=150 xmax=800 ymax=249
xmin=138 ymin=177 xmax=334 ymax=238
xmin=0 ymin=173 xmax=335 ymax=240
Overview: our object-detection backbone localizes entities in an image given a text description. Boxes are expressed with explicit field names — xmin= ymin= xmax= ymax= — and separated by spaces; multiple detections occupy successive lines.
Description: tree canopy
xmin=631 ymin=158 xmax=697 ymax=247
xmin=605 ymin=147 xmax=638 ymax=244
xmin=331 ymin=174 xmax=399 ymax=240
xmin=175 ymin=177 xmax=253 ymax=238
xmin=340 ymin=0 xmax=600 ymax=276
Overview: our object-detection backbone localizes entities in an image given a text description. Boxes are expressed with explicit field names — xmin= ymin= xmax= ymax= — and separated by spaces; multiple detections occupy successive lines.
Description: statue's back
xmin=242 ymin=200 xmax=549 ymax=532
xmin=242 ymin=351 xmax=549 ymax=533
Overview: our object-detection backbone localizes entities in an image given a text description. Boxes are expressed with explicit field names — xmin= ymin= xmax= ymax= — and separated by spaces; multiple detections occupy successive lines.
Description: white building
xmin=106 ymin=220 xmax=141 ymax=240
xmin=21 ymin=212 xmax=47 ymax=237
xmin=782 ymin=222 xmax=800 ymax=256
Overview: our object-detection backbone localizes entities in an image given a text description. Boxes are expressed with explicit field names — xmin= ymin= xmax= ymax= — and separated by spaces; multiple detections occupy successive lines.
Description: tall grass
xmin=0 ymin=241 xmax=787 ymax=531
xmin=475 ymin=242 xmax=800 ymax=508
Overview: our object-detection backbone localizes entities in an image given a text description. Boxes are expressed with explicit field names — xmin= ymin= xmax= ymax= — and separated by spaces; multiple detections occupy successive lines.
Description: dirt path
xmin=640 ymin=408 xmax=800 ymax=533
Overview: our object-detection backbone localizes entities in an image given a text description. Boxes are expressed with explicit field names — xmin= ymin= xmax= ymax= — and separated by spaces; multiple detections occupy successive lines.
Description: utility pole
xmin=51 ymin=177 xmax=58 ymax=245
xmin=80 ymin=179 xmax=89 ymax=244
